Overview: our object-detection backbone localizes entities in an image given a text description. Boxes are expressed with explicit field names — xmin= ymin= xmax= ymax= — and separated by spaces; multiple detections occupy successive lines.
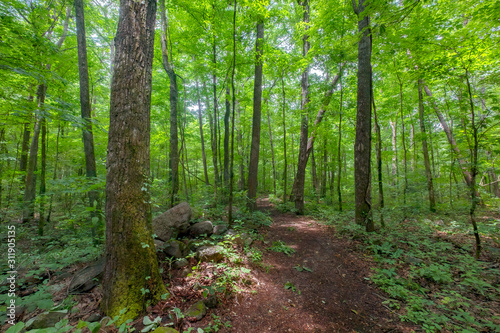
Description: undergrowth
xmin=314 ymin=206 xmax=500 ymax=332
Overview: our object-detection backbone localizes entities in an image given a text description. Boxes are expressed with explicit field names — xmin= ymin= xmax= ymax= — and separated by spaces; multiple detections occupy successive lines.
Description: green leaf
xmin=5 ymin=322 xmax=25 ymax=333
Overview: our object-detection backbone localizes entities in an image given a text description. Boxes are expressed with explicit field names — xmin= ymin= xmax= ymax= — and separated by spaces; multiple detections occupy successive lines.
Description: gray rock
xmin=184 ymin=301 xmax=207 ymax=321
xmin=86 ymin=312 xmax=102 ymax=322
xmin=47 ymin=283 xmax=66 ymax=294
xmin=69 ymin=258 xmax=104 ymax=294
xmin=213 ymin=224 xmax=228 ymax=235
xmin=26 ymin=311 xmax=67 ymax=330
xmin=197 ymin=246 xmax=224 ymax=263
xmin=163 ymin=240 xmax=187 ymax=259
xmin=154 ymin=239 xmax=165 ymax=250
xmin=153 ymin=202 xmax=192 ymax=241
xmin=189 ymin=221 xmax=214 ymax=237
xmin=173 ymin=258 xmax=189 ymax=269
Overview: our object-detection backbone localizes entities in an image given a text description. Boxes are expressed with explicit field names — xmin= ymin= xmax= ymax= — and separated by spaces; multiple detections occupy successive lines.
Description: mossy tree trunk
xmin=102 ymin=0 xmax=166 ymax=320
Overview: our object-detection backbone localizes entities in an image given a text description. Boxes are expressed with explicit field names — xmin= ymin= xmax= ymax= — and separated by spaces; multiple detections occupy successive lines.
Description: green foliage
xmin=268 ymin=240 xmax=295 ymax=256
xmin=141 ymin=316 xmax=162 ymax=332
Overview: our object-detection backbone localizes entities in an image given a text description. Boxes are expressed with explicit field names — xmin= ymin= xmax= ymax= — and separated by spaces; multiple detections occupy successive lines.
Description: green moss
xmin=152 ymin=327 xmax=179 ymax=333
xmin=103 ymin=231 xmax=167 ymax=323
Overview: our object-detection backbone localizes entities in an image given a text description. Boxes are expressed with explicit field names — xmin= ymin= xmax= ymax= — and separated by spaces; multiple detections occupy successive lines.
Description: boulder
xmin=189 ymin=221 xmax=214 ymax=237
xmin=184 ymin=301 xmax=207 ymax=321
xmin=173 ymin=258 xmax=189 ymax=269
xmin=153 ymin=202 xmax=192 ymax=241
xmin=163 ymin=240 xmax=188 ymax=259
xmin=154 ymin=239 xmax=165 ymax=250
xmin=26 ymin=311 xmax=67 ymax=330
xmin=197 ymin=246 xmax=224 ymax=263
xmin=69 ymin=258 xmax=104 ymax=294
xmin=213 ymin=224 xmax=228 ymax=235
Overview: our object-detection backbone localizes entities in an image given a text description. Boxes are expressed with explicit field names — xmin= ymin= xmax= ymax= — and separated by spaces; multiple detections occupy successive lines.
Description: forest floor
xmin=215 ymin=198 xmax=417 ymax=332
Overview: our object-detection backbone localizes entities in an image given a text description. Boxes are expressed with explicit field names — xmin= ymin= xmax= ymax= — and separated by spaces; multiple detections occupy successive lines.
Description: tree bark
xmin=372 ymin=88 xmax=385 ymax=227
xmin=281 ymin=75 xmax=287 ymax=202
xmin=38 ymin=118 xmax=47 ymax=234
xmin=247 ymin=21 xmax=264 ymax=211
xmin=390 ymin=119 xmax=398 ymax=186
xmin=23 ymin=85 xmax=45 ymax=222
xmin=266 ymin=94 xmax=277 ymax=196
xmin=195 ymin=78 xmax=209 ymax=185
xmin=159 ymin=0 xmax=179 ymax=207
xmin=203 ymin=81 xmax=219 ymax=198
xmin=418 ymin=79 xmax=436 ymax=212
xmin=292 ymin=0 xmax=310 ymax=215
xmin=224 ymin=86 xmax=230 ymax=189
xmin=396 ymin=76 xmax=408 ymax=205
xmin=337 ymin=72 xmax=343 ymax=212
xmin=75 ymin=0 xmax=99 ymax=237
xmin=228 ymin=0 xmax=237 ymax=225
xmin=353 ymin=0 xmax=373 ymax=231
xmin=102 ymin=0 xmax=165 ymax=320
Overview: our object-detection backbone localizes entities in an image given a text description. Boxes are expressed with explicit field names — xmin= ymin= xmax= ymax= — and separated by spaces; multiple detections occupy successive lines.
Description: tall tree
xmin=292 ymin=0 xmax=310 ymax=215
xmin=195 ymin=77 xmax=209 ymax=185
xmin=159 ymin=0 xmax=179 ymax=207
xmin=353 ymin=0 xmax=374 ymax=231
xmin=102 ymin=0 xmax=166 ymax=319
xmin=247 ymin=21 xmax=264 ymax=211
xmin=75 ymin=0 xmax=99 ymax=236
xmin=23 ymin=6 xmax=71 ymax=222
xmin=418 ymin=79 xmax=436 ymax=212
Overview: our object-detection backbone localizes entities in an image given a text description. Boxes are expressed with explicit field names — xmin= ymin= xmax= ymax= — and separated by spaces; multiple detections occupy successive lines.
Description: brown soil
xmin=219 ymin=199 xmax=417 ymax=333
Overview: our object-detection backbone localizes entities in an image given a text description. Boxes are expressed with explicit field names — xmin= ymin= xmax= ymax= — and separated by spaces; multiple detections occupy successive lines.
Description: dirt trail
xmin=225 ymin=199 xmax=415 ymax=332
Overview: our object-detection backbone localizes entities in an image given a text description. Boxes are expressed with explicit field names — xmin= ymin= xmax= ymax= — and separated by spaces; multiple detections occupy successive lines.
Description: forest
xmin=0 ymin=0 xmax=499 ymax=332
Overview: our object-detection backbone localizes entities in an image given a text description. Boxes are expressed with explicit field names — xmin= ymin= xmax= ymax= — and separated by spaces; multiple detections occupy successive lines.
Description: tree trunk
xmin=75 ymin=0 xmax=99 ymax=237
xmin=237 ymin=99 xmax=245 ymax=191
xmin=228 ymin=0 xmax=237 ymax=225
xmin=292 ymin=0 xmax=310 ymax=215
xmin=23 ymin=84 xmax=46 ymax=222
xmin=321 ymin=138 xmax=327 ymax=198
xmin=247 ymin=21 xmax=264 ymax=211
xmin=465 ymin=71 xmax=481 ymax=258
xmin=39 ymin=118 xmax=47 ymax=235
xmin=353 ymin=0 xmax=373 ymax=231
xmin=390 ymin=119 xmax=398 ymax=187
xmin=372 ymin=88 xmax=385 ymax=227
xmin=195 ymin=78 xmax=209 ymax=185
xmin=102 ymin=0 xmax=166 ymax=320
xmin=20 ymin=122 xmax=31 ymax=189
xmin=397 ymin=78 xmax=408 ymax=205
xmin=266 ymin=97 xmax=277 ymax=196
xmin=337 ymin=73 xmax=343 ymax=212
xmin=224 ymin=86 xmax=230 ymax=189
xmin=282 ymin=76 xmax=287 ymax=202
xmin=311 ymin=148 xmax=319 ymax=201
xmin=47 ymin=124 xmax=61 ymax=222
xmin=159 ymin=0 xmax=179 ymax=207
xmin=203 ymin=81 xmax=219 ymax=198
xmin=418 ymin=79 xmax=436 ymax=212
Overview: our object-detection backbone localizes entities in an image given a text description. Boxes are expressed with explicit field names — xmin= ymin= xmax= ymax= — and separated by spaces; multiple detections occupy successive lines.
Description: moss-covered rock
xmin=184 ymin=300 xmax=207 ymax=321
xmin=25 ymin=311 xmax=67 ymax=330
